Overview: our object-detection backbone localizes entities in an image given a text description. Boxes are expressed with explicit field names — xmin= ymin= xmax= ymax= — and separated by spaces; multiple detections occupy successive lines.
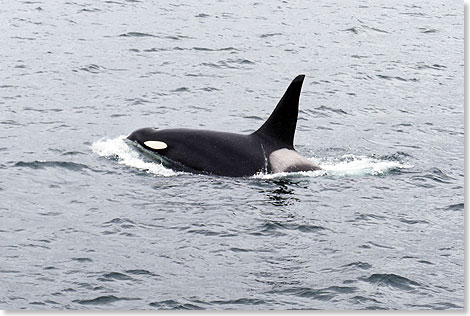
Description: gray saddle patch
xmin=269 ymin=148 xmax=321 ymax=173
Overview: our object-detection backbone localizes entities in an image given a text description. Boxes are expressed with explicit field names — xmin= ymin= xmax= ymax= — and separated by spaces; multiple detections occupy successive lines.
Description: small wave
xmin=201 ymin=58 xmax=255 ymax=69
xmin=73 ymin=295 xmax=140 ymax=306
xmin=242 ymin=115 xmax=263 ymax=121
xmin=254 ymin=154 xmax=412 ymax=179
xmin=210 ymin=298 xmax=267 ymax=306
xmin=361 ymin=241 xmax=394 ymax=249
xmin=230 ymin=247 xmax=252 ymax=253
xmin=165 ymin=34 xmax=192 ymax=40
xmin=315 ymin=105 xmax=348 ymax=115
xmin=99 ymin=272 xmax=135 ymax=281
xmin=61 ymin=150 xmax=85 ymax=156
xmin=270 ymin=285 xmax=357 ymax=300
xmin=251 ymin=221 xmax=326 ymax=236
xmin=343 ymin=25 xmax=389 ymax=34
xmin=399 ymin=218 xmax=429 ymax=225
xmin=149 ymin=300 xmax=203 ymax=310
xmin=13 ymin=160 xmax=91 ymax=171
xmin=375 ymin=151 xmax=412 ymax=160
xmin=415 ymin=63 xmax=446 ymax=70
xmin=1 ymin=120 xmax=25 ymax=126
xmin=349 ymin=213 xmax=386 ymax=223
xmin=143 ymin=47 xmax=168 ymax=52
xmin=420 ymin=28 xmax=439 ymax=34
xmin=446 ymin=203 xmax=464 ymax=211
xmin=411 ymin=168 xmax=454 ymax=185
xmin=409 ymin=302 xmax=462 ymax=310
xmin=76 ymin=64 xmax=106 ymax=74
xmin=344 ymin=27 xmax=359 ymax=34
xmin=91 ymin=136 xmax=178 ymax=177
xmin=363 ymin=25 xmax=389 ymax=34
xmin=229 ymin=58 xmax=255 ymax=65
xmin=376 ymin=74 xmax=419 ymax=82
xmin=351 ymin=54 xmax=369 ymax=59
xmin=125 ymin=97 xmax=151 ymax=105
xmin=79 ymin=8 xmax=101 ymax=12
xmin=119 ymin=32 xmax=156 ymax=37
xmin=351 ymin=295 xmax=381 ymax=306
xmin=341 ymin=261 xmax=372 ymax=270
xmin=199 ymin=86 xmax=220 ymax=92
xmin=192 ymin=46 xmax=237 ymax=51
xmin=186 ymin=229 xmax=225 ymax=237
xmin=172 ymin=87 xmax=190 ymax=93
xmin=260 ymin=32 xmax=282 ymax=38
xmin=361 ymin=273 xmax=421 ymax=291
xmin=71 ymin=257 xmax=93 ymax=263
xmin=125 ymin=269 xmax=158 ymax=277
xmin=103 ymin=217 xmax=136 ymax=225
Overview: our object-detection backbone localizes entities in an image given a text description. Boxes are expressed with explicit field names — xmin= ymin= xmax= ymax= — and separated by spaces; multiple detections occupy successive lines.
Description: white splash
xmin=91 ymin=135 xmax=178 ymax=177
xmin=315 ymin=154 xmax=412 ymax=176
xmin=92 ymin=137 xmax=412 ymax=179
xmin=254 ymin=154 xmax=412 ymax=179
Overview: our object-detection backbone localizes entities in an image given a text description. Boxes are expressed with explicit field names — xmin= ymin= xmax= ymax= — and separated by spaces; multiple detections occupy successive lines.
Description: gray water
xmin=0 ymin=0 xmax=464 ymax=310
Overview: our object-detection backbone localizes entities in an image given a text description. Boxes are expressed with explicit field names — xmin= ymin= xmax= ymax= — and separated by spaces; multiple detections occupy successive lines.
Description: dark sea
xmin=0 ymin=0 xmax=464 ymax=310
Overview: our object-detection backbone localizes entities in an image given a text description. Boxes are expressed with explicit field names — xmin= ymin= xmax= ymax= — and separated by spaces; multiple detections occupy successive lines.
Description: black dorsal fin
xmin=253 ymin=74 xmax=305 ymax=149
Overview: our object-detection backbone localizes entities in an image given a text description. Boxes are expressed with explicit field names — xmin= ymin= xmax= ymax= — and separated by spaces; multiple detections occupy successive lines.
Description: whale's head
xmin=127 ymin=127 xmax=168 ymax=151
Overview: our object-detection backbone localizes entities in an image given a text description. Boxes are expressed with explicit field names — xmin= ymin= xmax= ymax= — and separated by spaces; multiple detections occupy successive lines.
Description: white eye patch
xmin=144 ymin=140 xmax=168 ymax=150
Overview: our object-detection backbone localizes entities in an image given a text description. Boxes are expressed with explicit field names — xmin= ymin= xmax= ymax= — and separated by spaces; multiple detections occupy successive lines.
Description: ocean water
xmin=0 ymin=0 xmax=464 ymax=310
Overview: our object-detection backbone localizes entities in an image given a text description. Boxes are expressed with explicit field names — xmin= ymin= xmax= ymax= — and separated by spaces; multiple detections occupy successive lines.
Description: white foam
xmin=91 ymin=135 xmax=178 ymax=177
xmin=254 ymin=154 xmax=412 ymax=179
xmin=92 ymin=137 xmax=412 ymax=179
xmin=316 ymin=154 xmax=412 ymax=176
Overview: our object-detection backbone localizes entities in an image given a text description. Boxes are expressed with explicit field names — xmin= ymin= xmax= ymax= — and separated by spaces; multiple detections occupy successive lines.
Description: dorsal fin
xmin=253 ymin=74 xmax=305 ymax=149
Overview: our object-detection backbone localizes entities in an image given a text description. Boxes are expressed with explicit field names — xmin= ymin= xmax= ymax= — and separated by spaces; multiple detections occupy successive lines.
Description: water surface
xmin=0 ymin=0 xmax=464 ymax=310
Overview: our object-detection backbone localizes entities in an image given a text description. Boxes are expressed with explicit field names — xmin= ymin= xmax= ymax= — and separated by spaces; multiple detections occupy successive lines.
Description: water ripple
xmin=361 ymin=273 xmax=421 ymax=291
xmin=76 ymin=64 xmax=107 ymax=74
xmin=98 ymin=272 xmax=135 ymax=282
xmin=446 ymin=203 xmax=464 ymax=212
xmin=270 ymin=285 xmax=357 ymax=300
xmin=341 ymin=262 xmax=372 ymax=270
xmin=13 ymin=160 xmax=92 ymax=171
xmin=210 ymin=298 xmax=268 ymax=306
xmin=251 ymin=221 xmax=327 ymax=236
xmin=125 ymin=269 xmax=158 ymax=277
xmin=411 ymin=168 xmax=454 ymax=185
xmin=192 ymin=46 xmax=238 ymax=51
xmin=119 ymin=32 xmax=156 ymax=37
xmin=73 ymin=295 xmax=140 ymax=306
xmin=376 ymin=74 xmax=419 ymax=82
xmin=71 ymin=257 xmax=93 ymax=263
xmin=148 ymin=300 xmax=203 ymax=310
xmin=201 ymin=59 xmax=255 ymax=69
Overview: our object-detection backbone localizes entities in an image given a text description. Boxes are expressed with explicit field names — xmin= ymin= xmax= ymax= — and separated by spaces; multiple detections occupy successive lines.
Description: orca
xmin=127 ymin=74 xmax=320 ymax=177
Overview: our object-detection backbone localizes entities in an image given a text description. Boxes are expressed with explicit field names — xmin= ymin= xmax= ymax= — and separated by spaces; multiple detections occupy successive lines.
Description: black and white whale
xmin=127 ymin=74 xmax=320 ymax=177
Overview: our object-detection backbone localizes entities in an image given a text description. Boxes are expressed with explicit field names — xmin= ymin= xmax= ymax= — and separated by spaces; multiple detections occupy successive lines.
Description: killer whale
xmin=127 ymin=74 xmax=320 ymax=177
